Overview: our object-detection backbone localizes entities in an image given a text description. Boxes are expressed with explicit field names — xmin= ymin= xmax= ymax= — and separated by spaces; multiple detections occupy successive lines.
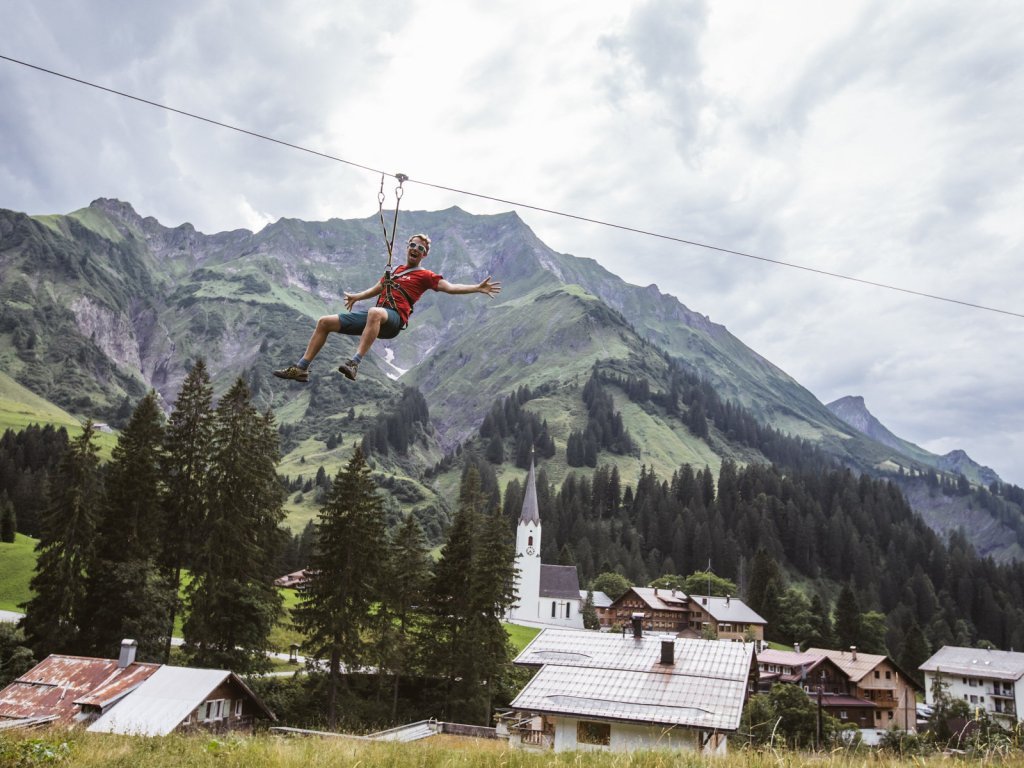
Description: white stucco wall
xmin=550 ymin=716 xmax=718 ymax=753
xmin=923 ymin=671 xmax=1021 ymax=724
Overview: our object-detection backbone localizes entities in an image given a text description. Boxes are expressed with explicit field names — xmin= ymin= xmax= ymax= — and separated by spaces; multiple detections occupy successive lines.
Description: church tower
xmin=511 ymin=455 xmax=542 ymax=621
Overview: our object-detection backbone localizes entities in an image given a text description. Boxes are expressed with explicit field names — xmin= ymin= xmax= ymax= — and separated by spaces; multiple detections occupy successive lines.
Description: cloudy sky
xmin=2 ymin=1 xmax=1023 ymax=485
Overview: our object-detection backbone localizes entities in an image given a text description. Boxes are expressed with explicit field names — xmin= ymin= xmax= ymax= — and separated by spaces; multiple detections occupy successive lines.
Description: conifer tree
xmin=293 ymin=446 xmax=387 ymax=729
xmin=21 ymin=422 xmax=103 ymax=657
xmin=378 ymin=511 xmax=432 ymax=720
xmin=424 ymin=464 xmax=516 ymax=723
xmin=582 ymin=590 xmax=599 ymax=629
xmin=81 ymin=392 xmax=174 ymax=660
xmin=467 ymin=505 xmax=517 ymax=724
xmin=425 ymin=468 xmax=480 ymax=720
xmin=183 ymin=380 xmax=285 ymax=673
xmin=834 ymin=583 xmax=861 ymax=649
xmin=0 ymin=492 xmax=15 ymax=542
xmin=160 ymin=359 xmax=214 ymax=661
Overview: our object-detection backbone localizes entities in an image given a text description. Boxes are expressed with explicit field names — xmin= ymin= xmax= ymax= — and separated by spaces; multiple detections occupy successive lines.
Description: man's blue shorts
xmin=338 ymin=308 xmax=403 ymax=340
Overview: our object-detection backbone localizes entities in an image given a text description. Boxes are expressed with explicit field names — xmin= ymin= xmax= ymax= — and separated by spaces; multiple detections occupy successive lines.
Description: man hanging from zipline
xmin=273 ymin=233 xmax=501 ymax=383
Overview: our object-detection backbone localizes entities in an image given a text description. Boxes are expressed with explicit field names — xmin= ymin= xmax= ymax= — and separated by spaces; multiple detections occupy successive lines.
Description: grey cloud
xmin=599 ymin=0 xmax=710 ymax=154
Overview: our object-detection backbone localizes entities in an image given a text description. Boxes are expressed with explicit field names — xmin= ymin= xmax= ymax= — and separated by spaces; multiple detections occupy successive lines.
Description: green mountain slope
xmin=2 ymin=198 xmax=1021 ymax=558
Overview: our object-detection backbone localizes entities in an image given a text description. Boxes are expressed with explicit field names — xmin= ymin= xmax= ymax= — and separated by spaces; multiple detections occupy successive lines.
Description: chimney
xmin=661 ymin=639 xmax=675 ymax=665
xmin=631 ymin=612 xmax=644 ymax=639
xmin=654 ymin=587 xmax=658 ymax=596
xmin=794 ymin=643 xmax=801 ymax=654
xmin=117 ymin=639 xmax=138 ymax=669
xmin=726 ymin=594 xmax=731 ymax=606
xmin=850 ymin=645 xmax=857 ymax=661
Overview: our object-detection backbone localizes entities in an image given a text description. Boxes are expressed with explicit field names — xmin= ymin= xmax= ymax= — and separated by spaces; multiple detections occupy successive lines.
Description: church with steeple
xmin=507 ymin=457 xmax=584 ymax=628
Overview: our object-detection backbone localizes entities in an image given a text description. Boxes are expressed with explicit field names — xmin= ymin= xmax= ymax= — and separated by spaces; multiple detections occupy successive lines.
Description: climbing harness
xmin=376 ymin=172 xmax=417 ymax=328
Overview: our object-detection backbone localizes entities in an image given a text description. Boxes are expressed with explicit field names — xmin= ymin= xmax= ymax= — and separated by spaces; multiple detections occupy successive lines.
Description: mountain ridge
xmin=2 ymin=198 xmax=1022 ymax=561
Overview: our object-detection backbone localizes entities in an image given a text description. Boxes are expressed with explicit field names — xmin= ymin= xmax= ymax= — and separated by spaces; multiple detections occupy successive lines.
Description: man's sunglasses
xmin=408 ymin=242 xmax=428 ymax=254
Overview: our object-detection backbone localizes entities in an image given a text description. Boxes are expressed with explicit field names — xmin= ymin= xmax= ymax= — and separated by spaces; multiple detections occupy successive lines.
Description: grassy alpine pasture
xmin=0 ymin=533 xmax=36 ymax=613
xmin=0 ymin=370 xmax=119 ymax=457
xmin=3 ymin=730 xmax=1023 ymax=768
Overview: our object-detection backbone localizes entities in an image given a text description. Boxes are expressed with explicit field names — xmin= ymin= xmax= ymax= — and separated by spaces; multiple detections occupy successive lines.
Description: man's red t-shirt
xmin=377 ymin=265 xmax=443 ymax=324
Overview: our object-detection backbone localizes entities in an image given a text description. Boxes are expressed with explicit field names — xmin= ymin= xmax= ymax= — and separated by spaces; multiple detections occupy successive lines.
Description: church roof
xmin=519 ymin=457 xmax=541 ymax=526
xmin=540 ymin=565 xmax=581 ymax=599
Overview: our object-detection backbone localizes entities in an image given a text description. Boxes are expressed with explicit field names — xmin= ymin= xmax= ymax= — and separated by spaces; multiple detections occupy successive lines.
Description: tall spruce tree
xmin=378 ymin=511 xmax=432 ymax=721
xmin=183 ymin=380 xmax=285 ymax=673
xmin=21 ymin=422 xmax=103 ymax=657
xmin=81 ymin=392 xmax=173 ymax=660
xmin=834 ymin=583 xmax=861 ymax=650
xmin=425 ymin=468 xmax=482 ymax=720
xmin=160 ymin=359 xmax=214 ymax=661
xmin=0 ymin=492 xmax=15 ymax=542
xmin=468 ymin=505 xmax=517 ymax=724
xmin=293 ymin=446 xmax=387 ymax=729
xmin=425 ymin=466 xmax=517 ymax=724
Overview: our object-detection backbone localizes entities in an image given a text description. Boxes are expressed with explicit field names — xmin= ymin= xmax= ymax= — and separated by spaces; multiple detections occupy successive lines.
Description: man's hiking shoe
xmin=338 ymin=359 xmax=359 ymax=381
xmin=273 ymin=365 xmax=309 ymax=383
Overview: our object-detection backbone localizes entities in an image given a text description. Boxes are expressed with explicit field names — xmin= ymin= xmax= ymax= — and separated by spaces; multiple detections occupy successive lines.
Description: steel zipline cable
xmin=2 ymin=52 xmax=1022 ymax=321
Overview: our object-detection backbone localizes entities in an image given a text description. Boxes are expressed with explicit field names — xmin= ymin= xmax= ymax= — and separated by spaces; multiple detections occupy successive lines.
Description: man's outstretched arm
xmin=344 ymin=282 xmax=384 ymax=311
xmin=437 ymin=276 xmax=501 ymax=297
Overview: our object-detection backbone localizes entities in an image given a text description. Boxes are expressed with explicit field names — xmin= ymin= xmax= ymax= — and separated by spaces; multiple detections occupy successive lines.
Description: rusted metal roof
xmin=0 ymin=655 xmax=159 ymax=724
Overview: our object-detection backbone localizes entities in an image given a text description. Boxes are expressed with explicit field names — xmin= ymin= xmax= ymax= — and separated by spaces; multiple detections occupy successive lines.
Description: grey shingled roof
xmin=519 ymin=458 xmax=540 ymax=526
xmin=510 ymin=628 xmax=753 ymax=731
xmin=919 ymin=646 xmax=1024 ymax=681
xmin=540 ymin=565 xmax=581 ymax=599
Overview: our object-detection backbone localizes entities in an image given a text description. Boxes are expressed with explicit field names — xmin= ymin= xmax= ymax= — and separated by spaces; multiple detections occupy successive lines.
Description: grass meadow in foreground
xmin=5 ymin=730 xmax=1024 ymax=768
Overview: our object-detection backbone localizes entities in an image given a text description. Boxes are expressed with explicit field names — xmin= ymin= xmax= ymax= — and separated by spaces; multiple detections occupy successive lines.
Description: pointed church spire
xmin=519 ymin=451 xmax=541 ymax=526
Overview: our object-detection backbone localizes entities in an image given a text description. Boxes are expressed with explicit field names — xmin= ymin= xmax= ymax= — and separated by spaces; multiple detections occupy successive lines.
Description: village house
xmin=607 ymin=587 xmax=766 ymax=640
xmin=806 ymin=646 xmax=921 ymax=738
xmin=756 ymin=648 xmax=876 ymax=729
xmin=919 ymin=646 xmax=1023 ymax=727
xmin=0 ymin=640 xmax=274 ymax=734
xmin=502 ymin=620 xmax=756 ymax=754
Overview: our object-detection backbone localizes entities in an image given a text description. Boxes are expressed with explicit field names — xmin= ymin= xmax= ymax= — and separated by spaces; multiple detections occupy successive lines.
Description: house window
xmin=202 ymin=699 xmax=225 ymax=722
xmin=885 ymin=671 xmax=891 ymax=680
xmin=235 ymin=699 xmax=243 ymax=717
xmin=839 ymin=711 xmax=848 ymax=720
xmin=577 ymin=720 xmax=611 ymax=746
xmin=874 ymin=671 xmax=880 ymax=679
xmin=888 ymin=711 xmax=893 ymax=720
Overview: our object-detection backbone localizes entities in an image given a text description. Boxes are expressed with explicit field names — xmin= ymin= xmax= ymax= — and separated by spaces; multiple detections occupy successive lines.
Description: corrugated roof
xmin=0 ymin=655 xmax=159 ymax=724
xmin=919 ymin=646 xmax=1024 ymax=680
xmin=510 ymin=663 xmax=749 ymax=731
xmin=540 ymin=565 xmax=580 ymax=599
xmin=87 ymin=666 xmax=231 ymax=736
xmin=515 ymin=628 xmax=754 ymax=681
xmin=511 ymin=629 xmax=753 ymax=730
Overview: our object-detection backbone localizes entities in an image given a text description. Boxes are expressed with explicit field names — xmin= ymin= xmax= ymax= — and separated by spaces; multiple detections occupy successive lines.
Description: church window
xmin=528 ymin=536 xmax=533 ymax=546
xmin=552 ymin=602 xmax=557 ymax=618
xmin=566 ymin=602 xmax=571 ymax=618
